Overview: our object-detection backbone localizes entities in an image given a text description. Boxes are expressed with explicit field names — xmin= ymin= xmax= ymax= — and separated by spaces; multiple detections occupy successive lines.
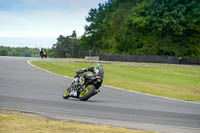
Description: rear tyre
xmin=79 ymin=84 xmax=97 ymax=101
xmin=63 ymin=87 xmax=71 ymax=99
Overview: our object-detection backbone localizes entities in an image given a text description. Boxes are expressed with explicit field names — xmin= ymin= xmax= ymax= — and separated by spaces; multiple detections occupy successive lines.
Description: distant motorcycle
xmin=63 ymin=71 xmax=102 ymax=101
xmin=40 ymin=49 xmax=47 ymax=58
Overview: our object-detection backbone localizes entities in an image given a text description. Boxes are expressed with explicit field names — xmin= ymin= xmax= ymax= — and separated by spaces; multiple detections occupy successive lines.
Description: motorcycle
xmin=40 ymin=50 xmax=47 ymax=58
xmin=43 ymin=51 xmax=47 ymax=58
xmin=63 ymin=72 xmax=103 ymax=101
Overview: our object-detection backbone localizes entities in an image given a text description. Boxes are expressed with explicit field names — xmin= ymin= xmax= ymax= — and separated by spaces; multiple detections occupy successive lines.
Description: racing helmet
xmin=95 ymin=62 xmax=103 ymax=68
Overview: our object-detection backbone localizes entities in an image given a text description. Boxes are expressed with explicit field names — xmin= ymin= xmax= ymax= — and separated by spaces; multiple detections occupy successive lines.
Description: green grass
xmin=31 ymin=61 xmax=200 ymax=102
xmin=0 ymin=109 xmax=152 ymax=133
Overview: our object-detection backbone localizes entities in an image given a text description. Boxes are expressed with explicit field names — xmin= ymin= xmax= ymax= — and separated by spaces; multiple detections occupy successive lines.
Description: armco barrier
xmin=99 ymin=53 xmax=180 ymax=64
xmin=180 ymin=59 xmax=200 ymax=65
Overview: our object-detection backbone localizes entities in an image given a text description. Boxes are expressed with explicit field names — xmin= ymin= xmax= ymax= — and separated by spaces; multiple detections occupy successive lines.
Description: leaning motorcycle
xmin=63 ymin=72 xmax=103 ymax=101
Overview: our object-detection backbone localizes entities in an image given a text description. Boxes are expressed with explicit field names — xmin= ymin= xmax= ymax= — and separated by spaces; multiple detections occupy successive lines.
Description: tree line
xmin=1 ymin=0 xmax=200 ymax=59
xmin=49 ymin=31 xmax=87 ymax=58
xmin=0 ymin=46 xmax=40 ymax=57
xmin=78 ymin=0 xmax=200 ymax=59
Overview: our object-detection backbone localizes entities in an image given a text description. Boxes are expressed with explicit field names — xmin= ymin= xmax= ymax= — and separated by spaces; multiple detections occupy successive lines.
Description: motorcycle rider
xmin=78 ymin=62 xmax=104 ymax=81
xmin=72 ymin=63 xmax=104 ymax=97
xmin=39 ymin=48 xmax=43 ymax=57
xmin=43 ymin=49 xmax=47 ymax=58
xmin=39 ymin=48 xmax=47 ymax=58
xmin=79 ymin=62 xmax=104 ymax=78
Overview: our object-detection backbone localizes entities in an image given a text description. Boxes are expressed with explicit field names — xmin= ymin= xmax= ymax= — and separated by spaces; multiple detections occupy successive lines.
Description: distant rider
xmin=39 ymin=48 xmax=43 ymax=58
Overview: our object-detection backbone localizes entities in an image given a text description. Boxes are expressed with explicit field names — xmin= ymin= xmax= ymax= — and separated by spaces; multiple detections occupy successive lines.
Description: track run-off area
xmin=0 ymin=56 xmax=200 ymax=133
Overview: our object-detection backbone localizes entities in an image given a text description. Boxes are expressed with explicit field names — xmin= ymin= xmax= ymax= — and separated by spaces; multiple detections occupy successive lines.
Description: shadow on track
xmin=63 ymin=98 xmax=103 ymax=103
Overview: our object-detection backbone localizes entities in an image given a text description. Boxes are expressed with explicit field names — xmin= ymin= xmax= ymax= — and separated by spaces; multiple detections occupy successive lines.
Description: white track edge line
xmin=27 ymin=60 xmax=200 ymax=105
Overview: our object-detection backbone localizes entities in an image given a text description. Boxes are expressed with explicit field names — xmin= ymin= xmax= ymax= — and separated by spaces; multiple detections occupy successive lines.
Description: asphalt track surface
xmin=0 ymin=56 xmax=200 ymax=133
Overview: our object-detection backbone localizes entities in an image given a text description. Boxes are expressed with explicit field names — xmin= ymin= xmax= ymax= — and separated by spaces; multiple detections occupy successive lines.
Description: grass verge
xmin=0 ymin=109 xmax=152 ymax=133
xmin=30 ymin=61 xmax=200 ymax=102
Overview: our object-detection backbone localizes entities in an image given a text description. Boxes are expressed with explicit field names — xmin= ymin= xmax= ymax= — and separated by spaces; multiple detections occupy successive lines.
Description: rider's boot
xmin=73 ymin=91 xmax=77 ymax=97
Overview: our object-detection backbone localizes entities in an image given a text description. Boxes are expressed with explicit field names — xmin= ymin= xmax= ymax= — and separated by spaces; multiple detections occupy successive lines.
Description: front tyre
xmin=79 ymin=84 xmax=97 ymax=101
xmin=63 ymin=87 xmax=71 ymax=99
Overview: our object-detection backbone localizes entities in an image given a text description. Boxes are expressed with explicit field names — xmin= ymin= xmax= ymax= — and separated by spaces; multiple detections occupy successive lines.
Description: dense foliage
xmin=0 ymin=46 xmax=40 ymax=57
xmin=79 ymin=0 xmax=200 ymax=58
xmin=2 ymin=0 xmax=199 ymax=59
xmin=50 ymin=31 xmax=86 ymax=58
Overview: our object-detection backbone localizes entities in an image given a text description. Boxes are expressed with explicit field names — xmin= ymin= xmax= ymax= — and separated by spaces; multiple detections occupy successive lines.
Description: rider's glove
xmin=76 ymin=70 xmax=83 ymax=74
xmin=77 ymin=68 xmax=87 ymax=74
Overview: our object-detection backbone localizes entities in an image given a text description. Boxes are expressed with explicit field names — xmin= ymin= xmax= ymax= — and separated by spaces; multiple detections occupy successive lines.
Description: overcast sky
xmin=0 ymin=0 xmax=107 ymax=48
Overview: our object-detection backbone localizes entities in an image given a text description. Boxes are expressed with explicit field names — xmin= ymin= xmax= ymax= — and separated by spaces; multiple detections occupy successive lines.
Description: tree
xmin=121 ymin=0 xmax=200 ymax=57
xmin=0 ymin=48 xmax=8 ymax=56
xmin=51 ymin=31 xmax=85 ymax=58
xmin=79 ymin=0 xmax=200 ymax=58
xmin=79 ymin=0 xmax=114 ymax=50
xmin=0 ymin=46 xmax=40 ymax=57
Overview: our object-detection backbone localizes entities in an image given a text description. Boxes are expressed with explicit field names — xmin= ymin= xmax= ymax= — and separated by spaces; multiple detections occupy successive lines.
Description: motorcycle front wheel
xmin=63 ymin=87 xmax=71 ymax=99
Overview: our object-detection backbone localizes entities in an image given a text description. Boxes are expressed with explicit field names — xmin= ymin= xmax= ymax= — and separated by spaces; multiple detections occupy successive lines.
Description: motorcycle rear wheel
xmin=79 ymin=84 xmax=97 ymax=101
